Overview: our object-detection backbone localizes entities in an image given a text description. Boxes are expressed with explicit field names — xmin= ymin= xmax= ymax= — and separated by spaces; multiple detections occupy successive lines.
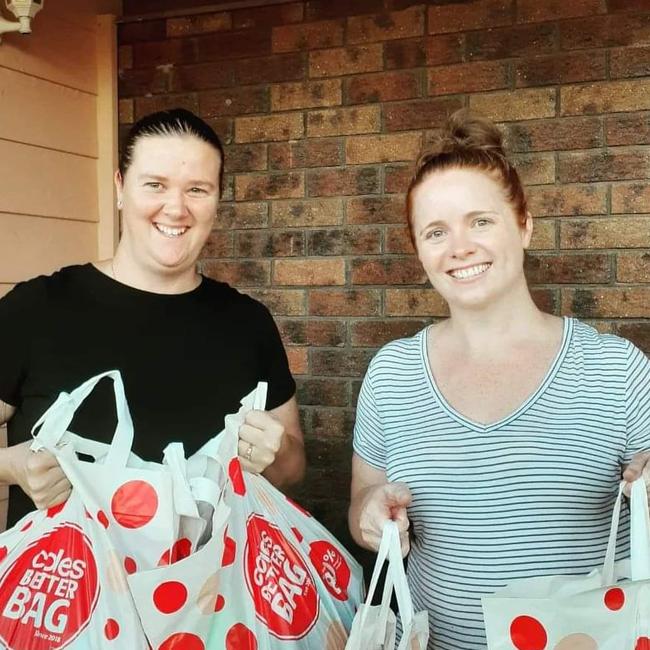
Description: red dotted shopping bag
xmin=482 ymin=479 xmax=650 ymax=650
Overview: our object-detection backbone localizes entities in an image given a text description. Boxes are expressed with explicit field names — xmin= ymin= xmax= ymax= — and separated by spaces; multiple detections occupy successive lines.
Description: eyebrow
xmin=137 ymin=174 xmax=216 ymax=188
xmin=418 ymin=210 xmax=498 ymax=236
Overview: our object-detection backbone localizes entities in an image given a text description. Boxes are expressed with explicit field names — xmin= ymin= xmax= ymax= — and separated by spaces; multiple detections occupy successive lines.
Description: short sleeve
xmin=255 ymin=302 xmax=296 ymax=410
xmin=353 ymin=358 xmax=386 ymax=469
xmin=623 ymin=341 xmax=650 ymax=462
xmin=0 ymin=280 xmax=41 ymax=406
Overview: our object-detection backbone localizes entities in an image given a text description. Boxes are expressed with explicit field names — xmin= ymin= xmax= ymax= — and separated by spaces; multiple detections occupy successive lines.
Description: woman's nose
xmin=162 ymin=191 xmax=188 ymax=218
xmin=449 ymin=229 xmax=476 ymax=258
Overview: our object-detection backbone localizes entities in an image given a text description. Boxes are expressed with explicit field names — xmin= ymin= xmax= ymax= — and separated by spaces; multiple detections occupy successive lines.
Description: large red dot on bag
xmin=636 ymin=638 xmax=650 ymax=650
xmin=104 ymin=618 xmax=120 ymax=641
xmin=510 ymin=616 xmax=547 ymax=650
xmin=226 ymin=623 xmax=257 ymax=650
xmin=214 ymin=595 xmax=225 ymax=612
xmin=153 ymin=581 xmax=188 ymax=614
xmin=47 ymin=502 xmax=66 ymax=518
xmin=111 ymin=480 xmax=158 ymax=528
xmin=604 ymin=587 xmax=625 ymax=611
xmin=222 ymin=534 xmax=237 ymax=567
xmin=158 ymin=633 xmax=204 ymax=650
xmin=228 ymin=458 xmax=246 ymax=496
xmin=158 ymin=538 xmax=192 ymax=566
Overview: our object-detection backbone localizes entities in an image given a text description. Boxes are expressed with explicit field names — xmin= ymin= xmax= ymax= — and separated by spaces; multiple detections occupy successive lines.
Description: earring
xmin=117 ymin=199 xmax=123 ymax=210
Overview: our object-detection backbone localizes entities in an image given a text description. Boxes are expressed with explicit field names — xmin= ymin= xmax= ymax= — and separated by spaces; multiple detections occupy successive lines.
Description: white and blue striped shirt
xmin=353 ymin=318 xmax=650 ymax=650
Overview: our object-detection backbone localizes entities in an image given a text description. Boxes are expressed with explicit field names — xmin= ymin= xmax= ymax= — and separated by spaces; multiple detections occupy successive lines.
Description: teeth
xmin=155 ymin=224 xmax=187 ymax=237
xmin=449 ymin=263 xmax=490 ymax=280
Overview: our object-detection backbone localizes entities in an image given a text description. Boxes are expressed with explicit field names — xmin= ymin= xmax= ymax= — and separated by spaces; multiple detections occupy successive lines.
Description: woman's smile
xmin=447 ymin=262 xmax=492 ymax=281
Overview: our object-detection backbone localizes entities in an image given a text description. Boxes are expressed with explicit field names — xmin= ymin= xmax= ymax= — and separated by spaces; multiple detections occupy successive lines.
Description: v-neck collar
xmin=420 ymin=317 xmax=573 ymax=433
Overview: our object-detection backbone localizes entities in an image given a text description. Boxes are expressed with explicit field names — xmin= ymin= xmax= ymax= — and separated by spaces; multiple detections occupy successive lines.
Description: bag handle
xmin=30 ymin=370 xmax=134 ymax=468
xmin=603 ymin=479 xmax=650 ymax=584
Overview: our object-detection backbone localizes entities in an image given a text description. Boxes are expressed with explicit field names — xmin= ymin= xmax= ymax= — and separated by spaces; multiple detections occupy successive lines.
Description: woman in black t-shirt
xmin=0 ymin=109 xmax=305 ymax=525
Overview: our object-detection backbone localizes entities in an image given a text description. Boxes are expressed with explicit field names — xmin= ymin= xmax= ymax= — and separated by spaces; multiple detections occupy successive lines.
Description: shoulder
xmin=199 ymin=277 xmax=274 ymax=317
xmin=0 ymin=264 xmax=86 ymax=304
xmin=366 ymin=327 xmax=426 ymax=377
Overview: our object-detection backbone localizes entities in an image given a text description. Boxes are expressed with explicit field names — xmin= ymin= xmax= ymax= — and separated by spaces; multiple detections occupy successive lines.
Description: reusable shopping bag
xmin=127 ymin=381 xmax=365 ymax=650
xmin=345 ymin=520 xmax=429 ymax=650
xmin=0 ymin=370 xmax=165 ymax=649
xmin=482 ymin=478 xmax=650 ymax=650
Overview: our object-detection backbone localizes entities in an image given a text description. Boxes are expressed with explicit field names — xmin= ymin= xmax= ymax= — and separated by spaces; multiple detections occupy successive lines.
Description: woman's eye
xmin=144 ymin=182 xmax=162 ymax=190
xmin=426 ymin=229 xmax=445 ymax=240
xmin=474 ymin=218 xmax=491 ymax=227
xmin=189 ymin=187 xmax=207 ymax=195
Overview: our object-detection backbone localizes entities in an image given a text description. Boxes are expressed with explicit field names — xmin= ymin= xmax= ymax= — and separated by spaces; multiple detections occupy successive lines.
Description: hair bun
xmin=438 ymin=108 xmax=506 ymax=156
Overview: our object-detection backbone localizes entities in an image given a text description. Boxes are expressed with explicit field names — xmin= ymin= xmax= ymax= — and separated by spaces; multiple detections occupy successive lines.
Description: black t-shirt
xmin=0 ymin=264 xmax=295 ymax=525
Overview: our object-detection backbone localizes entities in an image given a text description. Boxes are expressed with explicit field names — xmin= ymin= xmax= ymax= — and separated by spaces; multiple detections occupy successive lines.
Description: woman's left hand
xmin=622 ymin=450 xmax=650 ymax=499
xmin=237 ymin=409 xmax=284 ymax=474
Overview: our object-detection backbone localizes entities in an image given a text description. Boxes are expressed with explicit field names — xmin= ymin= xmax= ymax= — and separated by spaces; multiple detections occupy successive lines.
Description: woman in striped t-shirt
xmin=349 ymin=109 xmax=650 ymax=649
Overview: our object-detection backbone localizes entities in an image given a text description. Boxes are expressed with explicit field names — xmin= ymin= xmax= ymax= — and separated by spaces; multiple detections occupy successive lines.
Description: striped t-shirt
xmin=353 ymin=318 xmax=650 ymax=650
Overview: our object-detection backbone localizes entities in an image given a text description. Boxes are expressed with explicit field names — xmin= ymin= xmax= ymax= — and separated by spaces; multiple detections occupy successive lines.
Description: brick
xmin=605 ymin=113 xmax=650 ymax=145
xmin=273 ymin=259 xmax=346 ymax=286
xmin=347 ymin=195 xmax=406 ymax=224
xmin=201 ymin=260 xmax=270 ymax=286
xmin=384 ymin=97 xmax=464 ymax=132
xmin=286 ymin=347 xmax=309 ymax=375
xmin=235 ymin=172 xmax=304 ymax=200
xmin=235 ymin=113 xmax=304 ymax=143
xmin=346 ymin=71 xmax=420 ymax=105
xmin=278 ymin=319 xmax=346 ymax=346
xmin=306 ymin=228 xmax=382 ymax=256
xmin=309 ymin=44 xmax=383 ymax=78
xmin=307 ymin=167 xmax=380 ymax=197
xmin=385 ymin=34 xmax=464 ymax=69
xmin=617 ymin=252 xmax=650 ymax=283
xmin=134 ymin=94 xmax=198 ymax=121
xmin=385 ymin=289 xmax=449 ymax=316
xmin=233 ymin=53 xmax=306 ymax=85
xmin=517 ymin=0 xmax=605 ymax=23
xmin=118 ymin=45 xmax=133 ymax=70
xmin=526 ymin=185 xmax=607 ymax=216
xmin=311 ymin=349 xmax=374 ymax=376
xmin=351 ymin=258 xmax=427 ymax=285
xmin=271 ymin=199 xmax=343 ymax=227
xmin=470 ymin=89 xmax=556 ymax=122
xmin=306 ymin=0 xmax=383 ymax=20
xmin=223 ymin=144 xmax=267 ymax=174
xmin=221 ymin=175 xmax=235 ymax=202
xmin=245 ymin=289 xmax=306 ymax=315
xmin=351 ymin=319 xmax=427 ymax=346
xmin=308 ymin=289 xmax=381 ymax=316
xmin=558 ymin=150 xmax=650 ymax=183
xmin=560 ymin=217 xmax=650 ymax=248
xmin=429 ymin=61 xmax=509 ymax=96
xmin=307 ymin=106 xmax=381 ymax=138
xmin=119 ymin=67 xmax=170 ymax=97
xmin=272 ymin=19 xmax=344 ymax=53
xmin=235 ymin=230 xmax=304 ymax=258
xmin=296 ymin=378 xmax=348 ymax=407
xmin=612 ymin=183 xmax=650 ymax=213
xmin=271 ymin=80 xmax=342 ymax=112
xmin=467 ymin=24 xmax=557 ymax=61
xmin=529 ymin=219 xmax=556 ymax=250
xmin=610 ymin=46 xmax=650 ymax=79
xmin=516 ymin=52 xmax=606 ymax=87
xmin=170 ymin=62 xmax=233 ymax=92
xmin=561 ymin=80 xmax=650 ymax=115
xmin=269 ymin=139 xmax=343 ymax=170
xmin=233 ymin=3 xmax=303 ymax=29
xmin=562 ymin=288 xmax=650 ymax=318
xmin=608 ymin=0 xmax=650 ymax=11
xmin=615 ymin=322 xmax=650 ymax=355
xmin=166 ymin=12 xmax=231 ymax=37
xmin=196 ymin=29 xmax=272 ymax=62
xmin=385 ymin=226 xmax=415 ymax=254
xmin=505 ymin=117 xmax=603 ymax=152
xmin=217 ymin=202 xmax=268 ymax=230
xmin=346 ymin=133 xmax=422 ymax=165
xmin=385 ymin=164 xmax=414 ymax=194
xmin=428 ymin=0 xmax=513 ymax=34
xmin=512 ymin=153 xmax=555 ymax=185
xmin=199 ymin=86 xmax=268 ymax=118
xmin=309 ymin=407 xmax=356 ymax=439
xmin=200 ymin=230 xmax=233 ymax=258
xmin=132 ymin=39 xmax=199 ymax=67
xmin=560 ymin=13 xmax=650 ymax=50
xmin=531 ymin=288 xmax=559 ymax=313
xmin=119 ymin=19 xmax=166 ymax=44
xmin=118 ymin=99 xmax=133 ymax=125
xmin=524 ymin=253 xmax=610 ymax=284
xmin=348 ymin=6 xmax=425 ymax=45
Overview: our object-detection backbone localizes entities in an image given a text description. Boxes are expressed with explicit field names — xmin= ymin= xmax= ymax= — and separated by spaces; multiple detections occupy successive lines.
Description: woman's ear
xmin=521 ymin=211 xmax=534 ymax=249
xmin=114 ymin=170 xmax=124 ymax=207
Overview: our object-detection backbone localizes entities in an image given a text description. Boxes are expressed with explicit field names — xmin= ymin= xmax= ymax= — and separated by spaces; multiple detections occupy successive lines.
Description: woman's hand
xmin=623 ymin=450 xmax=650 ymax=500
xmin=237 ymin=409 xmax=284 ymax=474
xmin=3 ymin=441 xmax=71 ymax=509
xmin=357 ymin=481 xmax=412 ymax=556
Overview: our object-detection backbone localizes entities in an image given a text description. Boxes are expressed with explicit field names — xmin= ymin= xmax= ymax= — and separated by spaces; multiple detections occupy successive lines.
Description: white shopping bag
xmin=482 ymin=479 xmax=650 ymax=649
xmin=345 ymin=521 xmax=429 ymax=650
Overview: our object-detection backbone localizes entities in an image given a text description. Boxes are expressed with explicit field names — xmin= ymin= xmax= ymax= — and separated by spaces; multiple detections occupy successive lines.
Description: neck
xmin=110 ymin=249 xmax=201 ymax=295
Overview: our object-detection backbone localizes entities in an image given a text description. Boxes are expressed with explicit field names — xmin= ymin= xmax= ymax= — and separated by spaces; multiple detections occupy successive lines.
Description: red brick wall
xmin=118 ymin=0 xmax=650 ymax=545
